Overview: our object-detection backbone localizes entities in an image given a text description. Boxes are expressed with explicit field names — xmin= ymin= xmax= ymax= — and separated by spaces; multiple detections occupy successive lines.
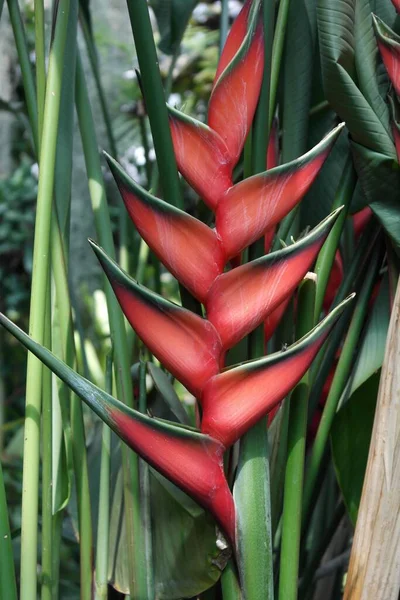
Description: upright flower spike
xmin=200 ymin=295 xmax=355 ymax=447
xmin=206 ymin=209 xmax=343 ymax=350
xmin=90 ymin=241 xmax=222 ymax=397
xmin=208 ymin=0 xmax=264 ymax=165
xmin=105 ymin=154 xmax=225 ymax=302
xmin=373 ymin=14 xmax=400 ymax=97
xmin=168 ymin=108 xmax=233 ymax=210
xmin=215 ymin=123 xmax=345 ymax=259
xmin=0 ymin=314 xmax=236 ymax=545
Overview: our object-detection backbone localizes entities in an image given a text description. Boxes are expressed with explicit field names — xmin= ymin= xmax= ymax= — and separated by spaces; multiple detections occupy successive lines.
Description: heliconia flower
xmin=215 ymin=123 xmax=345 ymax=259
xmin=208 ymin=0 xmax=264 ymax=165
xmin=373 ymin=14 xmax=400 ymax=97
xmin=0 ymin=313 xmax=236 ymax=545
xmin=168 ymin=107 xmax=233 ymax=210
xmin=105 ymin=153 xmax=225 ymax=302
xmin=200 ymin=295 xmax=354 ymax=447
xmin=206 ymin=209 xmax=343 ymax=350
xmin=89 ymin=240 xmax=222 ymax=397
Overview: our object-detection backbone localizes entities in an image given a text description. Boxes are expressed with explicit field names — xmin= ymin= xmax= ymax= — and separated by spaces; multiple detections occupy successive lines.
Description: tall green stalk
xmin=41 ymin=287 xmax=53 ymax=600
xmin=35 ymin=0 xmax=46 ymax=142
xmin=19 ymin=4 xmax=70 ymax=597
xmin=125 ymin=0 xmax=184 ymax=210
xmin=0 ymin=461 xmax=17 ymax=600
xmin=75 ymin=51 xmax=147 ymax=598
xmin=95 ymin=354 xmax=113 ymax=600
xmin=269 ymin=0 xmax=291 ymax=126
xmin=234 ymin=3 xmax=275 ymax=598
xmin=7 ymin=0 xmax=39 ymax=152
xmin=278 ymin=278 xmax=315 ymax=600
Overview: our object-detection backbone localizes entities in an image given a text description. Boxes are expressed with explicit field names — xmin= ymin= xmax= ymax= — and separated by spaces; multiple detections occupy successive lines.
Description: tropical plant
xmin=1 ymin=0 xmax=400 ymax=599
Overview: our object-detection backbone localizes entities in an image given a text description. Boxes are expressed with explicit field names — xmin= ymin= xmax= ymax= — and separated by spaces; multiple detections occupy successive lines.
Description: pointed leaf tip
xmin=373 ymin=14 xmax=400 ymax=97
xmin=168 ymin=107 xmax=233 ymax=209
xmin=201 ymin=294 xmax=355 ymax=447
xmin=207 ymin=209 xmax=343 ymax=350
xmin=0 ymin=313 xmax=235 ymax=544
xmin=89 ymin=241 xmax=222 ymax=397
xmin=105 ymin=153 xmax=225 ymax=302
xmin=216 ymin=124 xmax=345 ymax=258
xmin=208 ymin=0 xmax=264 ymax=164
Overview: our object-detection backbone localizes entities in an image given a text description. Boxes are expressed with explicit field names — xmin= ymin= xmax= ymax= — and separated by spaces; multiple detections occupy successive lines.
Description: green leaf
xmin=351 ymin=141 xmax=400 ymax=249
xmin=151 ymin=474 xmax=227 ymax=599
xmin=281 ymin=0 xmax=317 ymax=161
xmin=354 ymin=0 xmax=391 ymax=136
xmin=331 ymin=373 xmax=379 ymax=525
xmin=317 ymin=0 xmax=395 ymax=156
xmin=348 ymin=275 xmax=390 ymax=396
xmin=150 ymin=0 xmax=198 ymax=55
xmin=107 ymin=467 xmax=227 ymax=599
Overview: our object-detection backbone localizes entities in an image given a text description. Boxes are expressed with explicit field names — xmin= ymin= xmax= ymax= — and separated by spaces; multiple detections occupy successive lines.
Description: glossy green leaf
xmin=354 ymin=0 xmax=391 ymax=136
xmin=281 ymin=0 xmax=317 ymax=161
xmin=151 ymin=474 xmax=227 ymax=599
xmin=348 ymin=275 xmax=390 ymax=396
xmin=351 ymin=141 xmax=400 ymax=249
xmin=317 ymin=0 xmax=395 ymax=157
xmin=107 ymin=466 xmax=227 ymax=599
xmin=331 ymin=373 xmax=379 ymax=525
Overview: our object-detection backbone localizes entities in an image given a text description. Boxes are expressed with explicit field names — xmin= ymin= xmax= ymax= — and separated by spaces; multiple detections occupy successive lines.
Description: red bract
xmin=373 ymin=14 xmax=400 ymax=97
xmin=208 ymin=0 xmax=264 ymax=165
xmin=200 ymin=298 xmax=354 ymax=447
xmin=90 ymin=241 xmax=222 ymax=398
xmin=215 ymin=124 xmax=343 ymax=259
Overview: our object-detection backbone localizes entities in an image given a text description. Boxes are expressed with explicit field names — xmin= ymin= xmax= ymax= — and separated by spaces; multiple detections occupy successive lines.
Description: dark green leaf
xmin=351 ymin=141 xmax=400 ymax=248
xmin=317 ymin=0 xmax=395 ymax=156
xmin=348 ymin=275 xmax=390 ymax=395
xmin=150 ymin=0 xmax=198 ymax=55
xmin=331 ymin=372 xmax=379 ymax=524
